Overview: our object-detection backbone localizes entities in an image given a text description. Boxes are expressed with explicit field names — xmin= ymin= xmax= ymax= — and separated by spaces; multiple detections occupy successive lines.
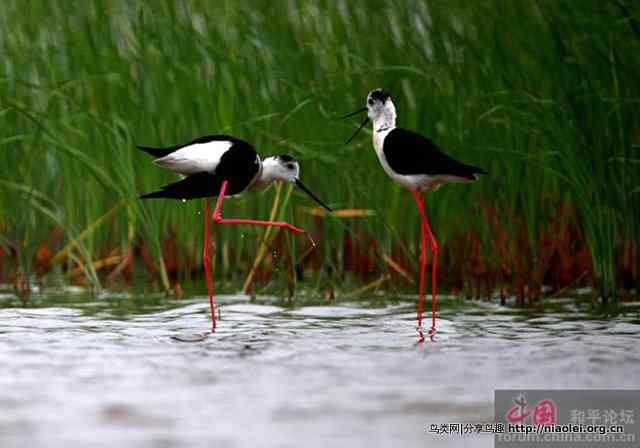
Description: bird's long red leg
xmin=411 ymin=191 xmax=427 ymax=342
xmin=211 ymin=181 xmax=309 ymax=237
xmin=412 ymin=190 xmax=438 ymax=341
xmin=204 ymin=181 xmax=311 ymax=326
xmin=423 ymin=203 xmax=438 ymax=340
xmin=203 ymin=180 xmax=312 ymax=330
xmin=202 ymin=198 xmax=216 ymax=331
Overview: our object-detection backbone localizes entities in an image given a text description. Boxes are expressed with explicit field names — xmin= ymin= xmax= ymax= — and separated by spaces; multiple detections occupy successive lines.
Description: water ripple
xmin=0 ymin=294 xmax=638 ymax=448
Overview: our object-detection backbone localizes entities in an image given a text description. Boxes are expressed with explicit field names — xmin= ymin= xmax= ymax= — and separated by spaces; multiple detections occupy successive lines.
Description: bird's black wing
xmin=213 ymin=139 xmax=260 ymax=189
xmin=137 ymin=134 xmax=243 ymax=158
xmin=383 ymin=128 xmax=487 ymax=179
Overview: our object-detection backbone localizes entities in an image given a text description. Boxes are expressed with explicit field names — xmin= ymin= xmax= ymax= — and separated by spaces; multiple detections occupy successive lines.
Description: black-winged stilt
xmin=343 ymin=89 xmax=487 ymax=341
xmin=139 ymin=134 xmax=331 ymax=330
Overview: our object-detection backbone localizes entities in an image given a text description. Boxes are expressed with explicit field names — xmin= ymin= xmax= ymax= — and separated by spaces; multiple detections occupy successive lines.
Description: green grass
xmin=0 ymin=0 xmax=638 ymax=302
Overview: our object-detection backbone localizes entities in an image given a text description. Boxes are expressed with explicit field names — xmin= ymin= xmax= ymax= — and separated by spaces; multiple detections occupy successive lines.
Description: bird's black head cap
xmin=277 ymin=154 xmax=296 ymax=163
xmin=368 ymin=88 xmax=391 ymax=103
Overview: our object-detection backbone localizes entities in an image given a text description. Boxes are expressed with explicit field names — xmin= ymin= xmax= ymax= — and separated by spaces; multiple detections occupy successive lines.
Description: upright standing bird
xmin=343 ymin=89 xmax=487 ymax=341
xmin=139 ymin=134 xmax=332 ymax=330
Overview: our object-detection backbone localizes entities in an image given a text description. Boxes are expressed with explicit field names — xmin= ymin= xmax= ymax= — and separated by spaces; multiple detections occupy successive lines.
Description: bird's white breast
xmin=153 ymin=140 xmax=233 ymax=175
xmin=372 ymin=128 xmax=399 ymax=180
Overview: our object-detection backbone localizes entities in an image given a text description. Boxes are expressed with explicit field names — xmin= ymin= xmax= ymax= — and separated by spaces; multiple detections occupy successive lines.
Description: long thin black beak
xmin=294 ymin=179 xmax=332 ymax=212
xmin=341 ymin=107 xmax=369 ymax=145
xmin=340 ymin=107 xmax=367 ymax=119
xmin=345 ymin=116 xmax=369 ymax=145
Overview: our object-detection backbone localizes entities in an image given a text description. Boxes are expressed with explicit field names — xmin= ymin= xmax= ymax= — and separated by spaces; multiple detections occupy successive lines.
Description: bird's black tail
xmin=137 ymin=145 xmax=175 ymax=159
xmin=456 ymin=164 xmax=488 ymax=181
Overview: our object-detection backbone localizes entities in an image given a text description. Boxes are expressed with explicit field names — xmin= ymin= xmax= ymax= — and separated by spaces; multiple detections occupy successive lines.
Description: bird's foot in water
xmin=416 ymin=324 xmax=436 ymax=343
xmin=416 ymin=325 xmax=425 ymax=343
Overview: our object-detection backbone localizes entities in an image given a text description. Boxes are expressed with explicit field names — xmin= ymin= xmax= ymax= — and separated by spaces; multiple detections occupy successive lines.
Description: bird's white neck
xmin=251 ymin=156 xmax=298 ymax=191
xmin=260 ymin=157 xmax=280 ymax=182
xmin=250 ymin=157 xmax=279 ymax=191
xmin=373 ymin=100 xmax=397 ymax=133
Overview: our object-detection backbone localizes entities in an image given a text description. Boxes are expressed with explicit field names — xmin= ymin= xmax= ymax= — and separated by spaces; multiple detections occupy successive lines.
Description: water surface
xmin=1 ymin=293 xmax=639 ymax=447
